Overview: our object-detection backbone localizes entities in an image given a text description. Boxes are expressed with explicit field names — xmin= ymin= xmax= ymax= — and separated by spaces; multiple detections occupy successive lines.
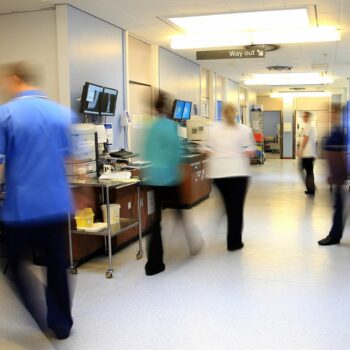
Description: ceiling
xmin=1 ymin=0 xmax=349 ymax=95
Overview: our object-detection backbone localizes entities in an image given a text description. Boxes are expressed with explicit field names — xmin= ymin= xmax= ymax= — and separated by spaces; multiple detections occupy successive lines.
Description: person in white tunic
xmin=204 ymin=103 xmax=256 ymax=251
xmin=297 ymin=111 xmax=318 ymax=195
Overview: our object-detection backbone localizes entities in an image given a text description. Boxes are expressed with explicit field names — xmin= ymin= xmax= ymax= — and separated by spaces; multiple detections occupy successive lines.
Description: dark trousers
xmin=214 ymin=177 xmax=249 ymax=249
xmin=6 ymin=220 xmax=73 ymax=332
xmin=329 ymin=185 xmax=344 ymax=240
xmin=145 ymin=186 xmax=182 ymax=272
xmin=300 ymin=158 xmax=316 ymax=193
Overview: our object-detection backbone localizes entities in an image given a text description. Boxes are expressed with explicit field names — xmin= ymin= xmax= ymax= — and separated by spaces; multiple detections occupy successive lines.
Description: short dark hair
xmin=331 ymin=102 xmax=342 ymax=113
xmin=304 ymin=111 xmax=312 ymax=118
xmin=0 ymin=61 xmax=40 ymax=85
xmin=155 ymin=90 xmax=172 ymax=117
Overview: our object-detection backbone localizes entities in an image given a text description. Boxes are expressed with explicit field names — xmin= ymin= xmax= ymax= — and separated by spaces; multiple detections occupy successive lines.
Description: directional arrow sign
xmin=196 ymin=48 xmax=266 ymax=60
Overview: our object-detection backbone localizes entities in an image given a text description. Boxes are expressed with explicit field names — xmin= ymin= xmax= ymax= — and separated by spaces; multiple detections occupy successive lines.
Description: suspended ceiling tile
xmin=318 ymin=12 xmax=341 ymax=26
xmin=0 ymin=0 xmax=51 ymax=13
xmin=316 ymin=0 xmax=342 ymax=13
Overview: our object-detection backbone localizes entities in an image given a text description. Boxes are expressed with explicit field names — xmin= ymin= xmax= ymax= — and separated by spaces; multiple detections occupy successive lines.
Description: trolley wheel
xmin=105 ymin=271 xmax=113 ymax=279
xmin=70 ymin=267 xmax=78 ymax=275
xmin=136 ymin=251 xmax=143 ymax=260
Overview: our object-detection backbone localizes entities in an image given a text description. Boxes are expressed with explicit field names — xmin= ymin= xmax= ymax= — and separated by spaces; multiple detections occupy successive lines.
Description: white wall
xmin=159 ymin=48 xmax=201 ymax=113
xmin=64 ymin=5 xmax=126 ymax=150
xmin=227 ymin=79 xmax=239 ymax=107
xmin=0 ymin=9 xmax=59 ymax=102
xmin=128 ymin=36 xmax=154 ymax=155
xmin=128 ymin=36 xmax=153 ymax=85
xmin=282 ymin=97 xmax=295 ymax=158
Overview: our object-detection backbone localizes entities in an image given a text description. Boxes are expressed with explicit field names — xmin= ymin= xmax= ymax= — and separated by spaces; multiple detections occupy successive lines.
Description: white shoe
xmin=189 ymin=237 xmax=205 ymax=256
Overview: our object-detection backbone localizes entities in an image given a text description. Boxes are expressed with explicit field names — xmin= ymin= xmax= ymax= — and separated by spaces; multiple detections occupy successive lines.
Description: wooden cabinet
xmin=180 ymin=154 xmax=212 ymax=208
xmin=70 ymin=184 xmax=154 ymax=264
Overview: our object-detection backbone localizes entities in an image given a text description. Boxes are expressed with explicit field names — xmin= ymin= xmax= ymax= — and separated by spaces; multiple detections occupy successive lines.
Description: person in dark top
xmin=318 ymin=103 xmax=348 ymax=246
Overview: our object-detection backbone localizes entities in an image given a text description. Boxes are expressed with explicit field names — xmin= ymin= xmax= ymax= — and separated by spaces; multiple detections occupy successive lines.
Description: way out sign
xmin=196 ymin=48 xmax=265 ymax=60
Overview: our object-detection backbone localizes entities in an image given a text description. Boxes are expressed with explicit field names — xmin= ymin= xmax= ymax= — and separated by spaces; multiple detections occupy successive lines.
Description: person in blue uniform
xmin=318 ymin=103 xmax=347 ymax=246
xmin=0 ymin=61 xmax=75 ymax=339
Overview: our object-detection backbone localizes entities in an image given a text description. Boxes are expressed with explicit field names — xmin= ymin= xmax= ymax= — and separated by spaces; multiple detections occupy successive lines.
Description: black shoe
xmin=305 ymin=191 xmax=315 ymax=196
xmin=48 ymin=325 xmax=72 ymax=340
xmin=145 ymin=263 xmax=165 ymax=276
xmin=318 ymin=236 xmax=340 ymax=246
xmin=228 ymin=243 xmax=244 ymax=251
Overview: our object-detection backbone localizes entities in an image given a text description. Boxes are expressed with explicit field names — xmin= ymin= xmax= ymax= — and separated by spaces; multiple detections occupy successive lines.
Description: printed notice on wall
xmin=147 ymin=191 xmax=155 ymax=215
xmin=132 ymin=115 xmax=144 ymax=129
xmin=284 ymin=122 xmax=292 ymax=132
xmin=252 ymin=121 xmax=260 ymax=130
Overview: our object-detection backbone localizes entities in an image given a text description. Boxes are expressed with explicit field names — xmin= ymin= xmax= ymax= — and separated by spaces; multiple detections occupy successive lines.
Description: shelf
xmin=72 ymin=218 xmax=139 ymax=237
xmin=70 ymin=178 xmax=139 ymax=189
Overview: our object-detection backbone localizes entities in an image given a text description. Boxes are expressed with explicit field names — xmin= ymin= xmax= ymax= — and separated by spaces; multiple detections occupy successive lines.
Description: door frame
xmin=263 ymin=110 xmax=283 ymax=159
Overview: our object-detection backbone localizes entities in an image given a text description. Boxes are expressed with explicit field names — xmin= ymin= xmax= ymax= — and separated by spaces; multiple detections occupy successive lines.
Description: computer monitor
xmin=80 ymin=83 xmax=104 ymax=115
xmin=182 ymin=101 xmax=192 ymax=120
xmin=100 ymin=87 xmax=118 ymax=116
xmin=173 ymin=100 xmax=185 ymax=120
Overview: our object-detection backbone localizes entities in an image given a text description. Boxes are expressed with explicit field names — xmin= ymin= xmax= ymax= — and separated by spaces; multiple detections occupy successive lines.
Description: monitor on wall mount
xmin=100 ymin=87 xmax=118 ymax=116
xmin=182 ymin=101 xmax=192 ymax=120
xmin=173 ymin=100 xmax=185 ymax=120
xmin=80 ymin=82 xmax=104 ymax=115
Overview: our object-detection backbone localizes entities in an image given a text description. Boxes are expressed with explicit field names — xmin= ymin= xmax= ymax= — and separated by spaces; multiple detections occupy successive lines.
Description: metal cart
xmin=68 ymin=179 xmax=144 ymax=279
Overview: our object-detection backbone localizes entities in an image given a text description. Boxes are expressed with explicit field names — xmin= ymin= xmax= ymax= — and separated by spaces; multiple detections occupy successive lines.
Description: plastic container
xmin=101 ymin=204 xmax=121 ymax=224
xmin=254 ymin=133 xmax=264 ymax=142
xmin=75 ymin=208 xmax=94 ymax=228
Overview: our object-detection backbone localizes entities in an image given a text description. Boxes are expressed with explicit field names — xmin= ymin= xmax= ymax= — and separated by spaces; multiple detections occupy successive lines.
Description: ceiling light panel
xmin=244 ymin=73 xmax=334 ymax=86
xmin=169 ymin=9 xmax=310 ymax=34
xmin=170 ymin=27 xmax=341 ymax=49
xmin=271 ymin=92 xmax=331 ymax=98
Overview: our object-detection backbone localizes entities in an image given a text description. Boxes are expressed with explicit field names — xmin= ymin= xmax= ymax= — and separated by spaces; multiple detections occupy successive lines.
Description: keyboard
xmin=99 ymin=171 xmax=132 ymax=181
xmin=110 ymin=149 xmax=134 ymax=158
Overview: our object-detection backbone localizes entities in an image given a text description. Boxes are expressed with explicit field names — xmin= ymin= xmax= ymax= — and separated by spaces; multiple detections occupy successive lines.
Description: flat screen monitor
xmin=173 ymin=100 xmax=185 ymax=120
xmin=101 ymin=87 xmax=118 ymax=116
xmin=80 ymin=83 xmax=104 ymax=115
xmin=182 ymin=101 xmax=192 ymax=120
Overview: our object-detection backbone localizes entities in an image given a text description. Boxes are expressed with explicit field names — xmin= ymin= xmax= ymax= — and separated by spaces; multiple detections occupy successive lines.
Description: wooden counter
xmin=70 ymin=153 xmax=212 ymax=264
xmin=180 ymin=153 xmax=212 ymax=208
xmin=70 ymin=183 xmax=155 ymax=265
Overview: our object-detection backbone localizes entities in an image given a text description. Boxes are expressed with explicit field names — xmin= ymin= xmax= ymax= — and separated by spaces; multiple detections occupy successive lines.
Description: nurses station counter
xmin=68 ymin=153 xmax=211 ymax=277
xmin=179 ymin=153 xmax=211 ymax=208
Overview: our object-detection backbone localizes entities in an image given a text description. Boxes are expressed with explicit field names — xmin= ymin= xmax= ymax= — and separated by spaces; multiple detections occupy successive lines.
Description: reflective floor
xmin=0 ymin=159 xmax=349 ymax=350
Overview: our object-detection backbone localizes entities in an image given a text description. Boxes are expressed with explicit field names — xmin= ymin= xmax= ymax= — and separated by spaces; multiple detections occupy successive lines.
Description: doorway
xmin=263 ymin=111 xmax=282 ymax=159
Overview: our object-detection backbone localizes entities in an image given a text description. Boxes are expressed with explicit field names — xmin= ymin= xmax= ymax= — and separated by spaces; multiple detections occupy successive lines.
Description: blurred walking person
xmin=204 ymin=103 xmax=256 ymax=251
xmin=0 ymin=61 xmax=75 ymax=339
xmin=297 ymin=111 xmax=317 ymax=195
xmin=318 ymin=103 xmax=348 ymax=246
xmin=143 ymin=90 xmax=203 ymax=276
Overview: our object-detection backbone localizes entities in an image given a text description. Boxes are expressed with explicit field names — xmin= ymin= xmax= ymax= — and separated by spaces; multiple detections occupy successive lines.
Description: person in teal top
xmin=143 ymin=91 xmax=203 ymax=276
xmin=143 ymin=109 xmax=182 ymax=186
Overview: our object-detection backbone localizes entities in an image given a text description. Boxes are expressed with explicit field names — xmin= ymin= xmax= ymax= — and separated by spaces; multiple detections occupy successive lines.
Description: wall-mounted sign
xmin=196 ymin=48 xmax=265 ymax=60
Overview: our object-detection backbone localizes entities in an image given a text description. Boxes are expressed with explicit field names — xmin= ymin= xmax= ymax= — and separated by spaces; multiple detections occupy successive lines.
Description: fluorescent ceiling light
xmin=271 ymin=92 xmax=331 ymax=98
xmin=169 ymin=9 xmax=310 ymax=34
xmin=244 ymin=73 xmax=334 ymax=86
xmin=170 ymin=27 xmax=341 ymax=49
